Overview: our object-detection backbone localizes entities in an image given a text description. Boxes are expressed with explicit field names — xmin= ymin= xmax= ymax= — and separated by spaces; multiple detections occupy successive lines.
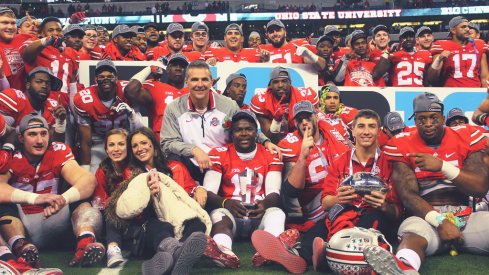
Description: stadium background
xmin=3 ymin=0 xmax=489 ymax=274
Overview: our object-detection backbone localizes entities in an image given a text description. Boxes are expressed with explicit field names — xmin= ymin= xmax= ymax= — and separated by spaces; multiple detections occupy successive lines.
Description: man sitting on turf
xmin=203 ymin=110 xmax=302 ymax=272
xmin=0 ymin=114 xmax=104 ymax=268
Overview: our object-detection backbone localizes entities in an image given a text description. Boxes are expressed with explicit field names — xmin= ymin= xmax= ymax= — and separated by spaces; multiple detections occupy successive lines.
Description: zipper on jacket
xmin=200 ymin=114 xmax=205 ymax=137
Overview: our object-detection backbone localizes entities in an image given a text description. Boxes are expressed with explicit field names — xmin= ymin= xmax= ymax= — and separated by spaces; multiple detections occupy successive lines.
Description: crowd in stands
xmin=2 ymin=4 xmax=489 ymax=275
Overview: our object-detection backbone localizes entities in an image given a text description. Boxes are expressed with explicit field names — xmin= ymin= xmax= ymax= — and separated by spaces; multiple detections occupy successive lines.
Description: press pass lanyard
xmin=349 ymin=148 xmax=379 ymax=176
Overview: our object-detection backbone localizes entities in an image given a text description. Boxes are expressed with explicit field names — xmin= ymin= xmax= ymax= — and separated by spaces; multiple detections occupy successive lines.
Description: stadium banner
xmin=159 ymin=14 xmax=228 ymax=23
xmin=79 ymin=61 xmax=485 ymax=126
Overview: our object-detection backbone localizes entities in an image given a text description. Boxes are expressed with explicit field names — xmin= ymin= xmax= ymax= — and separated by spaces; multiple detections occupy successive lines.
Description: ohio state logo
xmin=210 ymin=117 xmax=220 ymax=126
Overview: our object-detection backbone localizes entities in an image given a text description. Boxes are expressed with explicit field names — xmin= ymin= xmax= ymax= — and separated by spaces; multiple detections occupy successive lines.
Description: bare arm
xmin=21 ymin=40 xmax=45 ymax=63
xmin=480 ymin=53 xmax=488 ymax=88
xmin=451 ymin=151 xmax=489 ymax=197
xmin=372 ymin=56 xmax=391 ymax=81
xmin=61 ymin=160 xmax=97 ymax=200
xmin=0 ymin=173 xmax=14 ymax=203
xmin=392 ymin=161 xmax=434 ymax=218
xmin=472 ymin=96 xmax=489 ymax=125
xmin=78 ymin=125 xmax=92 ymax=166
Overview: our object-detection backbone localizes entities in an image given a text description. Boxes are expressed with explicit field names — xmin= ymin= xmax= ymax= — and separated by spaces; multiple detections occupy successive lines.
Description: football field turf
xmin=39 ymin=241 xmax=489 ymax=274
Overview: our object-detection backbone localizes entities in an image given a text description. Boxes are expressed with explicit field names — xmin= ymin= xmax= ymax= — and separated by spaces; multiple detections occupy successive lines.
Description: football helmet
xmin=326 ymin=227 xmax=392 ymax=275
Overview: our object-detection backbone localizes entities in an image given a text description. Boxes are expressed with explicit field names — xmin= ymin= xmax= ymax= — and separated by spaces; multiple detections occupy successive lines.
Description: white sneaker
xmin=106 ymin=245 xmax=125 ymax=268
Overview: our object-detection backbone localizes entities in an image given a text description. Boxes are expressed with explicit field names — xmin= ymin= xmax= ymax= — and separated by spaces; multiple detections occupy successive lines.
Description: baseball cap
xmin=269 ymin=66 xmax=290 ymax=81
xmin=0 ymin=7 xmax=14 ymax=15
xmin=95 ymin=59 xmax=117 ymax=74
xmin=293 ymin=101 xmax=316 ymax=119
xmin=323 ymin=25 xmax=340 ymax=36
xmin=372 ymin=25 xmax=389 ymax=35
xmin=446 ymin=108 xmax=468 ymax=126
xmin=17 ymin=114 xmax=49 ymax=135
xmin=144 ymin=22 xmax=158 ymax=30
xmin=399 ymin=27 xmax=415 ymax=38
xmin=231 ymin=109 xmax=258 ymax=128
xmin=469 ymin=23 xmax=480 ymax=33
xmin=18 ymin=15 xmax=37 ymax=27
xmin=167 ymin=53 xmax=189 ymax=66
xmin=383 ymin=112 xmax=405 ymax=132
xmin=225 ymin=23 xmax=242 ymax=35
xmin=83 ymin=25 xmax=97 ymax=31
xmin=266 ymin=19 xmax=285 ymax=30
xmin=167 ymin=23 xmax=184 ymax=35
xmin=112 ymin=24 xmax=136 ymax=39
xmin=350 ymin=30 xmax=367 ymax=44
xmin=28 ymin=67 xmax=63 ymax=91
xmin=191 ymin=22 xmax=209 ymax=33
xmin=409 ymin=92 xmax=444 ymax=119
xmin=130 ymin=25 xmax=145 ymax=35
xmin=96 ymin=26 xmax=107 ymax=33
xmin=226 ymin=73 xmax=246 ymax=87
xmin=64 ymin=24 xmax=85 ymax=37
xmin=415 ymin=26 xmax=432 ymax=38
xmin=249 ymin=31 xmax=260 ymax=39
xmin=319 ymin=83 xmax=340 ymax=97
xmin=317 ymin=35 xmax=335 ymax=45
xmin=449 ymin=16 xmax=468 ymax=29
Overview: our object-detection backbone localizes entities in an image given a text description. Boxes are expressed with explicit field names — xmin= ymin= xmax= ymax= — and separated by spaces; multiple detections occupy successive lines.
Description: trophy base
xmin=241 ymin=203 xmax=258 ymax=210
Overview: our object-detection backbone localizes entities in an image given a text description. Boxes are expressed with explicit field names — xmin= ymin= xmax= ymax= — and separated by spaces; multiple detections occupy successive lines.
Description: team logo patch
xmin=210 ymin=117 xmax=220 ymax=126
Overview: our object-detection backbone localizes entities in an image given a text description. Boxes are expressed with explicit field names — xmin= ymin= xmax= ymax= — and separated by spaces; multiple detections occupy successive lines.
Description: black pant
xmin=144 ymin=217 xmax=206 ymax=252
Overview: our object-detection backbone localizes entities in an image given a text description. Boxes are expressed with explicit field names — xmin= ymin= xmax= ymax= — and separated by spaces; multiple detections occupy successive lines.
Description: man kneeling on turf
xmin=202 ymin=110 xmax=302 ymax=272
xmin=0 ymin=114 xmax=104 ymax=268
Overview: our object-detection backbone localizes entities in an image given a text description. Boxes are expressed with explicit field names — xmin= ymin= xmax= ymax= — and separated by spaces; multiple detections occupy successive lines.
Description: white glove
xmin=114 ymin=102 xmax=135 ymax=116
xmin=295 ymin=46 xmax=319 ymax=63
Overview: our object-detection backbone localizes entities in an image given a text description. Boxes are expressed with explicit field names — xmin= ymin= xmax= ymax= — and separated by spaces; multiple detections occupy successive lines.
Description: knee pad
xmin=398 ymin=216 xmax=439 ymax=256
xmin=71 ymin=206 xmax=103 ymax=236
xmin=262 ymin=207 xmax=286 ymax=220
xmin=210 ymin=208 xmax=236 ymax=235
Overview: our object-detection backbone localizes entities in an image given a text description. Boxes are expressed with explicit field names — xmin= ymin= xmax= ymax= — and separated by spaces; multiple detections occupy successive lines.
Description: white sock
xmin=263 ymin=209 xmax=286 ymax=237
xmin=7 ymin=235 xmax=25 ymax=249
xmin=78 ymin=231 xmax=95 ymax=238
xmin=396 ymin=248 xmax=421 ymax=271
xmin=213 ymin=233 xmax=233 ymax=250
xmin=0 ymin=246 xmax=12 ymax=258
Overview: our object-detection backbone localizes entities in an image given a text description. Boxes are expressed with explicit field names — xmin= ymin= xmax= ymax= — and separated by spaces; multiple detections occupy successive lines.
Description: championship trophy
xmin=239 ymin=168 xmax=258 ymax=210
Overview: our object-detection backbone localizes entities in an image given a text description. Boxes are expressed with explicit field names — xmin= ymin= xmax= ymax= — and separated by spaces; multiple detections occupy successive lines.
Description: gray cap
xmin=0 ymin=7 xmax=14 ymax=15
xmin=225 ymin=23 xmax=242 ymax=35
xmin=293 ymin=100 xmax=316 ymax=118
xmin=372 ymin=25 xmax=389 ymax=35
xmin=249 ymin=31 xmax=260 ymax=38
xmin=415 ymin=26 xmax=432 ymax=38
xmin=191 ymin=22 xmax=209 ymax=33
xmin=323 ymin=25 xmax=340 ymax=36
xmin=167 ymin=53 xmax=189 ymax=66
xmin=226 ymin=73 xmax=246 ymax=87
xmin=130 ymin=25 xmax=145 ymax=35
xmin=399 ymin=27 xmax=415 ymax=38
xmin=266 ymin=19 xmax=285 ymax=30
xmin=96 ymin=25 xmax=108 ymax=33
xmin=446 ymin=108 xmax=468 ymax=125
xmin=320 ymin=83 xmax=340 ymax=97
xmin=17 ymin=114 xmax=49 ymax=135
xmin=167 ymin=23 xmax=184 ymax=35
xmin=83 ymin=25 xmax=97 ymax=31
xmin=449 ymin=16 xmax=468 ymax=29
xmin=28 ymin=66 xmax=63 ymax=91
xmin=18 ymin=15 xmax=37 ymax=27
xmin=112 ymin=24 xmax=136 ymax=39
xmin=383 ymin=112 xmax=405 ymax=132
xmin=317 ymin=35 xmax=335 ymax=45
xmin=269 ymin=66 xmax=290 ymax=81
xmin=409 ymin=92 xmax=444 ymax=119
xmin=469 ymin=23 xmax=480 ymax=33
xmin=144 ymin=22 xmax=158 ymax=31
xmin=64 ymin=24 xmax=85 ymax=36
xmin=350 ymin=30 xmax=367 ymax=44
xmin=95 ymin=59 xmax=117 ymax=74
xmin=232 ymin=109 xmax=258 ymax=128
xmin=345 ymin=34 xmax=352 ymax=45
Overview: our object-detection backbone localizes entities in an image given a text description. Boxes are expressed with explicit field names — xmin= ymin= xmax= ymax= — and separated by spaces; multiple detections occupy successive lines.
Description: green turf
xmin=39 ymin=242 xmax=489 ymax=274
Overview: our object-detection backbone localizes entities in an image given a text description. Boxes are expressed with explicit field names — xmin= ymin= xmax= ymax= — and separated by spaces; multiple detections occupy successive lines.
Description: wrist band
xmin=221 ymin=199 xmax=228 ymax=208
xmin=54 ymin=118 xmax=66 ymax=133
xmin=11 ymin=189 xmax=39 ymax=205
xmin=81 ymin=164 xmax=91 ymax=171
xmin=425 ymin=210 xmax=444 ymax=228
xmin=441 ymin=160 xmax=460 ymax=181
xmin=475 ymin=113 xmax=488 ymax=125
xmin=62 ymin=187 xmax=81 ymax=205
xmin=2 ymin=143 xmax=14 ymax=152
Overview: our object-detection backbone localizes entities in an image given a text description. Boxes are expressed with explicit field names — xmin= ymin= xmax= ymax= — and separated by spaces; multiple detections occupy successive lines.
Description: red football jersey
xmin=338 ymin=59 xmax=386 ymax=87
xmin=0 ymin=88 xmax=60 ymax=127
xmin=331 ymin=47 xmax=351 ymax=62
xmin=278 ymin=127 xmax=349 ymax=222
xmin=73 ymin=80 xmax=130 ymax=137
xmin=207 ymin=47 xmax=260 ymax=63
xmin=322 ymin=149 xmax=400 ymax=210
xmin=431 ymin=39 xmax=487 ymax=87
xmin=208 ymin=144 xmax=283 ymax=201
xmin=9 ymin=142 xmax=75 ymax=214
xmin=260 ymin=42 xmax=304 ymax=64
xmin=250 ymin=86 xmax=319 ymax=132
xmin=0 ymin=34 xmax=32 ymax=91
xmin=389 ymin=50 xmax=432 ymax=87
xmin=142 ymin=79 xmax=182 ymax=140
xmin=369 ymin=47 xmax=390 ymax=63
xmin=384 ymin=125 xmax=486 ymax=196
xmin=377 ymin=126 xmax=416 ymax=149
xmin=168 ymin=160 xmax=198 ymax=196
xmin=21 ymin=39 xmax=78 ymax=96
xmin=94 ymin=167 xmax=125 ymax=209
xmin=78 ymin=46 xmax=107 ymax=60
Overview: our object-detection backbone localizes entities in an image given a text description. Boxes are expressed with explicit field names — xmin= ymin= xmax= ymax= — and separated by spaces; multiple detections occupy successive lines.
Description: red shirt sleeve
xmin=94 ymin=168 xmax=110 ymax=207
xmin=168 ymin=160 xmax=198 ymax=195
xmin=322 ymin=158 xmax=341 ymax=200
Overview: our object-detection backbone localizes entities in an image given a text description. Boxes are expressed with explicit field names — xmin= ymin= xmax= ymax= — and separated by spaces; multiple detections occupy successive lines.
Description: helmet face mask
xmin=326 ymin=227 xmax=392 ymax=275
